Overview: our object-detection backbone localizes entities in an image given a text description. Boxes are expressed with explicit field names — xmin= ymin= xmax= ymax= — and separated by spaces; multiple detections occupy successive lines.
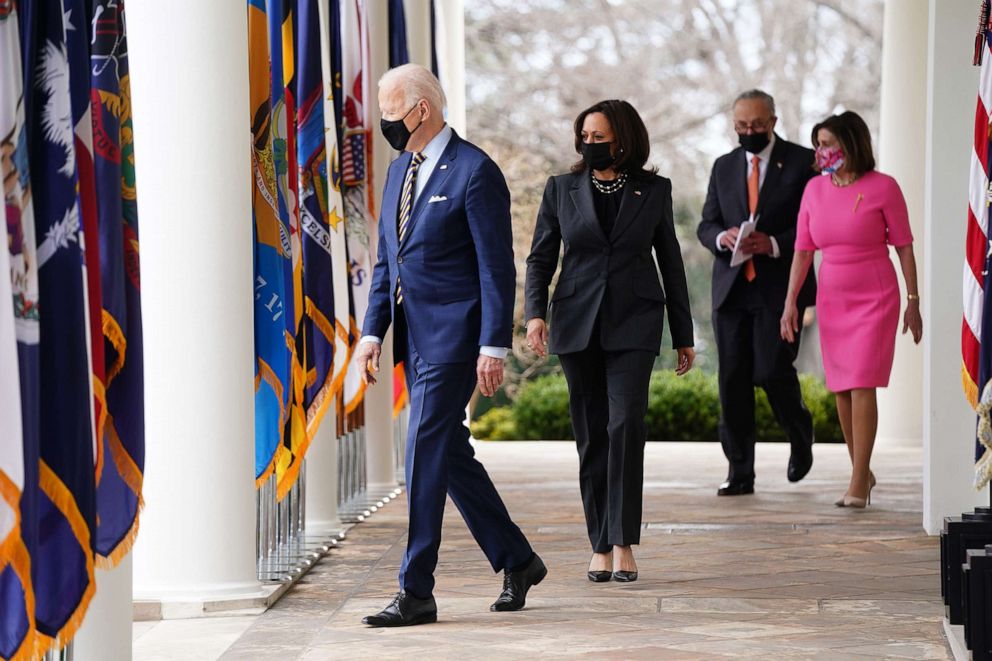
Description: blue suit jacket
xmin=362 ymin=131 xmax=516 ymax=364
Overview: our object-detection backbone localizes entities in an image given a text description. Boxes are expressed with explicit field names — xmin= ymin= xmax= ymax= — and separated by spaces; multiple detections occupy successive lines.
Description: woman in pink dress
xmin=780 ymin=111 xmax=922 ymax=508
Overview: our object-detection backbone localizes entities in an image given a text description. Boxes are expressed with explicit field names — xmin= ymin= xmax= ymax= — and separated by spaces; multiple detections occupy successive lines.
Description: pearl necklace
xmin=591 ymin=171 xmax=627 ymax=194
xmin=830 ymin=173 xmax=859 ymax=187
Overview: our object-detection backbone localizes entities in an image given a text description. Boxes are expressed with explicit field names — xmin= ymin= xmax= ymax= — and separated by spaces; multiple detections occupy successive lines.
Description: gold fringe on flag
xmin=0 ymin=473 xmax=36 ymax=661
xmin=255 ymin=358 xmax=288 ymax=488
xmin=92 ymin=375 xmax=107 ymax=485
xmin=95 ymin=416 xmax=146 ymax=568
xmin=963 ymin=362 xmax=979 ymax=410
xmin=101 ymin=310 xmax=127 ymax=385
xmin=35 ymin=462 xmax=96 ymax=658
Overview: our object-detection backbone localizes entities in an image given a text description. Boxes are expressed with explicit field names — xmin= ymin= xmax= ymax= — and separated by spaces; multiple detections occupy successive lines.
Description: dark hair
xmin=571 ymin=99 xmax=656 ymax=177
xmin=810 ymin=111 xmax=876 ymax=176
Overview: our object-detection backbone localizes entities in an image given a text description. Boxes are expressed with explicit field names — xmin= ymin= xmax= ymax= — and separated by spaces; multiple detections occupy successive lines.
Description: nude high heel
xmin=836 ymin=471 xmax=875 ymax=508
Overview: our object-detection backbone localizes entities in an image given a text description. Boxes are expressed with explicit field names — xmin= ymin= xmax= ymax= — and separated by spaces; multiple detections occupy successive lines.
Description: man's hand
xmin=353 ymin=341 xmax=381 ymax=386
xmin=741 ymin=231 xmax=773 ymax=256
xmin=477 ymin=355 xmax=505 ymax=397
xmin=720 ymin=227 xmax=740 ymax=251
xmin=526 ymin=318 xmax=548 ymax=358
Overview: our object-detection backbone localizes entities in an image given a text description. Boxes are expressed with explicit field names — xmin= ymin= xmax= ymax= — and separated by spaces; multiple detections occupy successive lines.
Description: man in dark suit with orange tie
xmin=697 ymin=90 xmax=817 ymax=496
xmin=353 ymin=64 xmax=545 ymax=627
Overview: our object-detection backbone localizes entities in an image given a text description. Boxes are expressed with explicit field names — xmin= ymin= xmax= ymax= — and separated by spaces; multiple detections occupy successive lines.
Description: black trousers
xmin=560 ymin=338 xmax=655 ymax=553
xmin=713 ymin=280 xmax=814 ymax=482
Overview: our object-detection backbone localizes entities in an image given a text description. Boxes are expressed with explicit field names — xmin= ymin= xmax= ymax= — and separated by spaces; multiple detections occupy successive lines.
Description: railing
xmin=394 ymin=406 xmax=408 ymax=485
xmin=337 ymin=424 xmax=369 ymax=522
xmin=254 ymin=399 xmax=407 ymax=581
xmin=256 ymin=462 xmax=309 ymax=582
xmin=43 ymin=645 xmax=72 ymax=660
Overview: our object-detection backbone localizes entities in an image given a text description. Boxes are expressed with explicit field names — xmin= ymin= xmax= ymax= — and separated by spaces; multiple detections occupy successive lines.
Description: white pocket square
xmin=428 ymin=195 xmax=448 ymax=203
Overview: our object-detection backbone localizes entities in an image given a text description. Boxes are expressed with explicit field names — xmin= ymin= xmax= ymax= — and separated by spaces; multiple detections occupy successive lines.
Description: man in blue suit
xmin=355 ymin=63 xmax=545 ymax=627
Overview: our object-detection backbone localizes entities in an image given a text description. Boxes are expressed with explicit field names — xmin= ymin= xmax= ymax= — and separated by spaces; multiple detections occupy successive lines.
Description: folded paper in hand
xmin=730 ymin=215 xmax=758 ymax=267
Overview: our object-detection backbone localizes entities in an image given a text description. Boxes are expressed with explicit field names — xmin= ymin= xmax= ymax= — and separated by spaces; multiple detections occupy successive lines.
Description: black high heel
xmin=587 ymin=570 xmax=612 ymax=582
xmin=588 ymin=553 xmax=612 ymax=582
xmin=612 ymin=571 xmax=638 ymax=582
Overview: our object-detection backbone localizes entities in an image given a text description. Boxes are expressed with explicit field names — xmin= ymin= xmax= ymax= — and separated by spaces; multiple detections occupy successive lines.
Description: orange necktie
xmin=744 ymin=155 xmax=760 ymax=282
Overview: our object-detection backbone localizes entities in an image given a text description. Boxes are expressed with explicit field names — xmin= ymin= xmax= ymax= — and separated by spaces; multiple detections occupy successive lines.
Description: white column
xmin=923 ymin=0 xmax=991 ymax=533
xmin=434 ymin=0 xmax=467 ymax=136
xmin=364 ymin=0 xmax=399 ymax=495
xmin=128 ymin=0 xmax=265 ymax=612
xmin=876 ymin=0 xmax=927 ymax=448
xmin=403 ymin=0 xmax=433 ymax=70
xmin=305 ymin=420 xmax=345 ymax=534
xmin=74 ymin=557 xmax=132 ymax=661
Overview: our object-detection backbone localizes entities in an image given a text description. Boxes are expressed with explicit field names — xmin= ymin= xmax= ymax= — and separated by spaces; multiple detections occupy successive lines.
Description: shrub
xmin=470 ymin=406 xmax=517 ymax=441
xmin=473 ymin=371 xmax=843 ymax=443
xmin=510 ymin=374 xmax=573 ymax=440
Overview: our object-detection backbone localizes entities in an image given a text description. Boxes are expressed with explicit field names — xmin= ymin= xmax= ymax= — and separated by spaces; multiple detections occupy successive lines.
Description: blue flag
xmin=89 ymin=0 xmax=145 ymax=565
xmin=21 ymin=0 xmax=96 ymax=645
xmin=429 ymin=0 xmax=438 ymax=77
xmin=387 ymin=0 xmax=409 ymax=68
xmin=249 ymin=0 xmax=292 ymax=486
xmin=297 ymin=0 xmax=344 ymax=434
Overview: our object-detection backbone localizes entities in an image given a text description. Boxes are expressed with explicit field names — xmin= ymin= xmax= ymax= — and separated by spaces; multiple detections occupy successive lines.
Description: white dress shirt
xmin=360 ymin=125 xmax=509 ymax=360
xmin=716 ymin=133 xmax=781 ymax=258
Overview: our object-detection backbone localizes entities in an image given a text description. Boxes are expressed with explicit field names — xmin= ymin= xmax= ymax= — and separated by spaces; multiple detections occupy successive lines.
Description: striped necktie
xmin=396 ymin=151 xmax=426 ymax=304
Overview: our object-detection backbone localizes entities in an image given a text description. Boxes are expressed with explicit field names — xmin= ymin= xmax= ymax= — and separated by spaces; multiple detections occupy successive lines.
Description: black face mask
xmin=582 ymin=141 xmax=616 ymax=171
xmin=380 ymin=103 xmax=424 ymax=151
xmin=738 ymin=130 xmax=771 ymax=154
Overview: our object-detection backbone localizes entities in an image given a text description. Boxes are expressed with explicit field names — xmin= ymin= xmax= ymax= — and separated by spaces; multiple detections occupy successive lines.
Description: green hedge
xmin=471 ymin=371 xmax=842 ymax=442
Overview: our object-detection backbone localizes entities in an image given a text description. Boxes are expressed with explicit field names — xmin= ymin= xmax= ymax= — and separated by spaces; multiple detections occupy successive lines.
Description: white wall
xmin=923 ymin=0 xmax=991 ymax=533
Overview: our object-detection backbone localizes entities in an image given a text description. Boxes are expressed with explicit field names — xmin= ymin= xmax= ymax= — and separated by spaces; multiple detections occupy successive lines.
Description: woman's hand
xmin=526 ymin=318 xmax=548 ymax=357
xmin=903 ymin=299 xmax=923 ymax=344
xmin=675 ymin=347 xmax=695 ymax=376
xmin=780 ymin=301 xmax=800 ymax=343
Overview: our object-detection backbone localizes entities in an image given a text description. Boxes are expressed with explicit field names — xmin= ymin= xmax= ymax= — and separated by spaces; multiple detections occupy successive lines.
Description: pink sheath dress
xmin=795 ymin=171 xmax=913 ymax=392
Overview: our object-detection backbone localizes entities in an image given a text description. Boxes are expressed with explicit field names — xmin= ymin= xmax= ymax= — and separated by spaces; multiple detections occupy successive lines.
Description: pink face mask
xmin=815 ymin=146 xmax=845 ymax=174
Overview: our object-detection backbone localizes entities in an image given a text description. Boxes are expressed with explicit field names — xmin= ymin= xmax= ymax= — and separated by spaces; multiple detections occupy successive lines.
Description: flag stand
xmin=962 ymin=544 xmax=992 ymax=659
xmin=939 ymin=505 xmax=992 ymax=661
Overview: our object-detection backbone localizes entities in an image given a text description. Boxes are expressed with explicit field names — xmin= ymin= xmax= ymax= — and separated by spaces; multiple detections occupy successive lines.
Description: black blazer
xmin=696 ymin=135 xmax=817 ymax=310
xmin=525 ymin=171 xmax=694 ymax=355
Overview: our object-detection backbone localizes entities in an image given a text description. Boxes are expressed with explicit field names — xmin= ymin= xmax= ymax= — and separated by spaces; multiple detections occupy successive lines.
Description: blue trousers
xmin=398 ymin=332 xmax=533 ymax=598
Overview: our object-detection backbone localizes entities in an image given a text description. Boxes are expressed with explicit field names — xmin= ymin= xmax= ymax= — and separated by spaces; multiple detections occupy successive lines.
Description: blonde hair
xmin=378 ymin=63 xmax=447 ymax=113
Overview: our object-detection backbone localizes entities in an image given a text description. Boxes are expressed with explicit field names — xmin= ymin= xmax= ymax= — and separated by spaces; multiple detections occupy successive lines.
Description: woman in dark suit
xmin=525 ymin=100 xmax=695 ymax=582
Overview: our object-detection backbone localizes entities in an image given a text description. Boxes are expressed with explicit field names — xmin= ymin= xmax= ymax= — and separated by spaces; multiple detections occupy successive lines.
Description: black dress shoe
xmin=587 ymin=571 xmax=612 ymax=583
xmin=717 ymin=480 xmax=754 ymax=496
xmin=788 ymin=446 xmax=813 ymax=483
xmin=612 ymin=571 xmax=638 ymax=582
xmin=362 ymin=591 xmax=437 ymax=627
xmin=491 ymin=554 xmax=547 ymax=612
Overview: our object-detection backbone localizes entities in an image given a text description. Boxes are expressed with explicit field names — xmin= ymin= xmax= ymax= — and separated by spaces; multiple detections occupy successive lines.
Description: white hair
xmin=378 ymin=63 xmax=447 ymax=113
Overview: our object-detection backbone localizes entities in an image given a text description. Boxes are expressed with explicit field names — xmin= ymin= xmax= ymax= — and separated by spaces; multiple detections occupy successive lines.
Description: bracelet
xmin=907 ymin=294 xmax=920 ymax=301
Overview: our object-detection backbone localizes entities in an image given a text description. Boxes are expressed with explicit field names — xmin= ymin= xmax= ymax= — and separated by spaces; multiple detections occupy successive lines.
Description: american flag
xmin=966 ymin=0 xmax=992 ymax=489
xmin=964 ymin=2 xmax=992 ymax=410
xmin=342 ymin=130 xmax=365 ymax=186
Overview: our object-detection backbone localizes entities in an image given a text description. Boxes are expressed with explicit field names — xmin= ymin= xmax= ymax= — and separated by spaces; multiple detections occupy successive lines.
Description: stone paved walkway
xmin=221 ymin=441 xmax=948 ymax=660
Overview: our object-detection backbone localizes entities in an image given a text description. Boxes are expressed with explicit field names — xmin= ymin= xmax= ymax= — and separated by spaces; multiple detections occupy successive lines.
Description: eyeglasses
xmin=734 ymin=119 xmax=773 ymax=133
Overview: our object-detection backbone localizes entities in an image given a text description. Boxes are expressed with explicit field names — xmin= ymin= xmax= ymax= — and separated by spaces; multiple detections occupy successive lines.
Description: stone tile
xmin=212 ymin=442 xmax=949 ymax=660
xmin=661 ymin=597 xmax=819 ymax=614
xmin=133 ymin=616 xmax=257 ymax=661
